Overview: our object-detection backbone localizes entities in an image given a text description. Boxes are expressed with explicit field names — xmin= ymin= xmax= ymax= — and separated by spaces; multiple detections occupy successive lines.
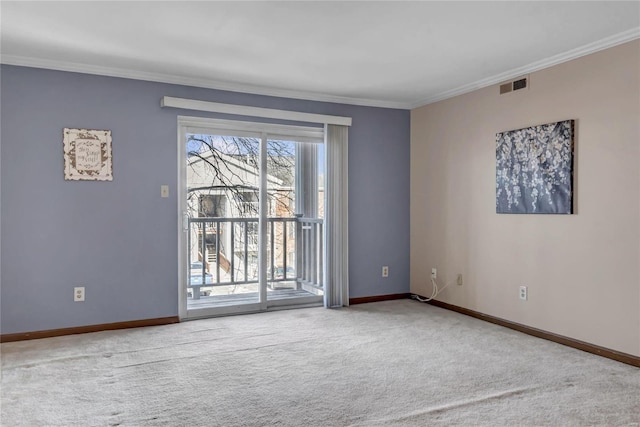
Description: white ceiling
xmin=1 ymin=1 xmax=639 ymax=109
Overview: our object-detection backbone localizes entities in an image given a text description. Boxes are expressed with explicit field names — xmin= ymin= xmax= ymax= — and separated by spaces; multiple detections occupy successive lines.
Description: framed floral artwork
xmin=496 ymin=120 xmax=574 ymax=214
xmin=63 ymin=128 xmax=113 ymax=181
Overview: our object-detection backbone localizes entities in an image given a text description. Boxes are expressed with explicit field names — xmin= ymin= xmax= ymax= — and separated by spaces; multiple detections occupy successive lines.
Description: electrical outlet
xmin=431 ymin=268 xmax=437 ymax=280
xmin=519 ymin=286 xmax=528 ymax=301
xmin=457 ymin=274 xmax=463 ymax=286
xmin=161 ymin=185 xmax=169 ymax=198
xmin=74 ymin=287 xmax=85 ymax=302
xmin=382 ymin=266 xmax=389 ymax=277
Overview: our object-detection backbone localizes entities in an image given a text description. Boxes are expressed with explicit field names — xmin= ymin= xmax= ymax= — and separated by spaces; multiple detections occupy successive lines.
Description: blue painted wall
xmin=0 ymin=65 xmax=410 ymax=334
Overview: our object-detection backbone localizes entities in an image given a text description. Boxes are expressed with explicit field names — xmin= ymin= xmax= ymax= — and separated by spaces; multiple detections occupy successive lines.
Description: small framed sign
xmin=63 ymin=128 xmax=113 ymax=181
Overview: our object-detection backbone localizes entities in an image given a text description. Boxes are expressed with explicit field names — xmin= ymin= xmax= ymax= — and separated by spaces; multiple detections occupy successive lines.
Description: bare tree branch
xmin=187 ymin=134 xmax=295 ymax=218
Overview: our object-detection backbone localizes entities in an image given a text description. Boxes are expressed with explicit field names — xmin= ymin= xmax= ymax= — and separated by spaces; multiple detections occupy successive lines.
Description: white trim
xmin=177 ymin=121 xmax=189 ymax=320
xmin=178 ymin=116 xmax=324 ymax=143
xmin=163 ymin=96 xmax=352 ymax=127
xmin=409 ymin=27 xmax=640 ymax=108
xmin=265 ymin=297 xmax=323 ymax=308
xmin=186 ymin=303 xmax=263 ymax=319
xmin=2 ymin=27 xmax=637 ymax=110
xmin=0 ymin=54 xmax=407 ymax=109
xmin=3 ymin=27 xmax=638 ymax=111
xmin=258 ymin=133 xmax=268 ymax=309
xmin=184 ymin=298 xmax=323 ymax=319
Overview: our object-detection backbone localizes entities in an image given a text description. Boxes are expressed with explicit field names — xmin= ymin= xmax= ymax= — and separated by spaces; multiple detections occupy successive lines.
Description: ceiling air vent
xmin=499 ymin=76 xmax=529 ymax=95
xmin=513 ymin=78 xmax=527 ymax=90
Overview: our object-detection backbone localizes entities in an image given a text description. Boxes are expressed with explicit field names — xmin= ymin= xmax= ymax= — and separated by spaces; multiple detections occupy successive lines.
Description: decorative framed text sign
xmin=63 ymin=128 xmax=113 ymax=181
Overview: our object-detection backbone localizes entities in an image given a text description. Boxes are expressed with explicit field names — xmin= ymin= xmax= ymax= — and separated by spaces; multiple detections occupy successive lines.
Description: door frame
xmin=177 ymin=116 xmax=325 ymax=320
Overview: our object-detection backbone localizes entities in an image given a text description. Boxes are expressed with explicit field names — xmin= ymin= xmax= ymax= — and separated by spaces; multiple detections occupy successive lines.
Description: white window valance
xmin=163 ymin=96 xmax=352 ymax=126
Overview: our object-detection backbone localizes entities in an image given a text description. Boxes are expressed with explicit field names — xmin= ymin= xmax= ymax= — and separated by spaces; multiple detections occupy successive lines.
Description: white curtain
xmin=324 ymin=124 xmax=349 ymax=307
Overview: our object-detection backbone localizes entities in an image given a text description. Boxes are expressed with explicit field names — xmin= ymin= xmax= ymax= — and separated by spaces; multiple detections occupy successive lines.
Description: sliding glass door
xmin=178 ymin=118 xmax=325 ymax=319
xmin=266 ymin=138 xmax=324 ymax=303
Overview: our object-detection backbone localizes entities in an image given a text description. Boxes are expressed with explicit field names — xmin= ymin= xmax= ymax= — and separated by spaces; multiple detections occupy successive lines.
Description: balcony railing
xmin=297 ymin=217 xmax=323 ymax=290
xmin=188 ymin=217 xmax=323 ymax=298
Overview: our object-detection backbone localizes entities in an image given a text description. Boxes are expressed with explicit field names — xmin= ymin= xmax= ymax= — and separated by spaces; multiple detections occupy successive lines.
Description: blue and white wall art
xmin=496 ymin=120 xmax=574 ymax=214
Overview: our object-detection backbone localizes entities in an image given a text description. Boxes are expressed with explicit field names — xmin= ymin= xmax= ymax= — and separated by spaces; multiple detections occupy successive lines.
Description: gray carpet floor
xmin=1 ymin=300 xmax=638 ymax=426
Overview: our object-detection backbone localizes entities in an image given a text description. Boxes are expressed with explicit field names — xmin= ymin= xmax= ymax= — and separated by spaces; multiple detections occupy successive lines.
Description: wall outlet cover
xmin=74 ymin=287 xmax=85 ymax=302
xmin=519 ymin=286 xmax=528 ymax=301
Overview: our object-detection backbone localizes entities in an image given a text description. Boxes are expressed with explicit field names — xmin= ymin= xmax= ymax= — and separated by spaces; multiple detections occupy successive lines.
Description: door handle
xmin=182 ymin=212 xmax=189 ymax=232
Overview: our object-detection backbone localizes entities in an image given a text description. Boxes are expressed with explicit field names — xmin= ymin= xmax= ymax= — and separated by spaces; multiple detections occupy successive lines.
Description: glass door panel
xmin=185 ymin=133 xmax=261 ymax=313
xmin=266 ymin=139 xmax=324 ymax=304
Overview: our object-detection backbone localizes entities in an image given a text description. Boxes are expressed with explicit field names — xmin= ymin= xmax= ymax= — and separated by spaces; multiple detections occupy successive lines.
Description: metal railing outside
xmin=188 ymin=217 xmax=324 ymax=294
xmin=297 ymin=218 xmax=324 ymax=291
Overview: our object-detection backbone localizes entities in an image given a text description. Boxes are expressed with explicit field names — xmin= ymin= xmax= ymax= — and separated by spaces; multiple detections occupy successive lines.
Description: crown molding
xmin=408 ymin=27 xmax=640 ymax=109
xmin=0 ymin=54 xmax=411 ymax=110
xmin=2 ymin=26 xmax=638 ymax=111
